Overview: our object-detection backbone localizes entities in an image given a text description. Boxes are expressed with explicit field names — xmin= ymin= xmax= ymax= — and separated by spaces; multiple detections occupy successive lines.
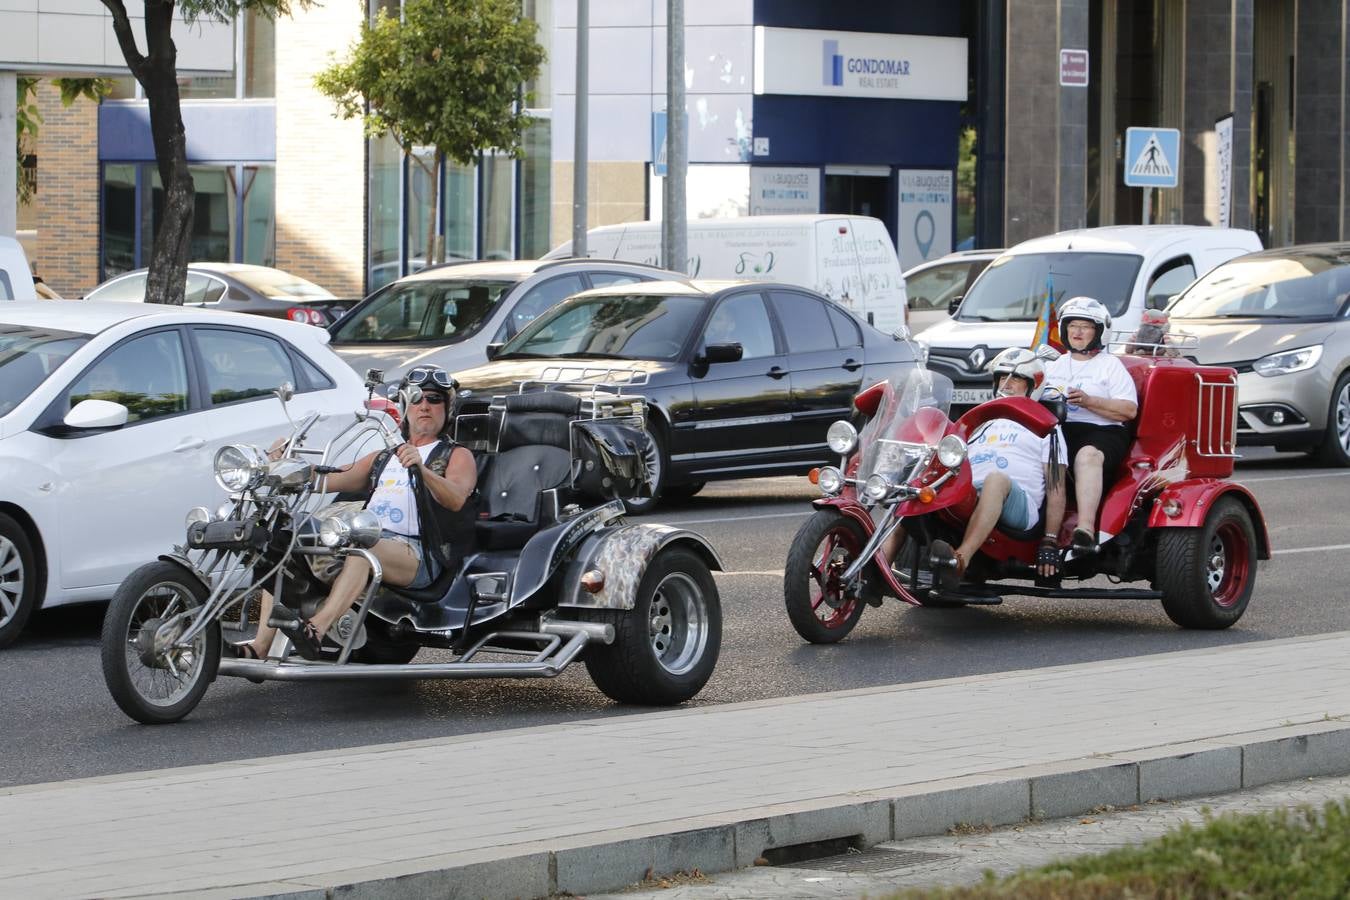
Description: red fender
xmin=1147 ymin=480 xmax=1271 ymax=559
xmin=810 ymin=497 xmax=923 ymax=606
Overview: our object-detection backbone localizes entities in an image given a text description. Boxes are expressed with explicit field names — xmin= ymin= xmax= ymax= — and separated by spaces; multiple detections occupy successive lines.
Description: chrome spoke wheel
xmin=0 ymin=535 xmax=22 ymax=626
xmin=121 ymin=582 xmax=207 ymax=709
xmin=1337 ymin=383 xmax=1350 ymax=454
xmin=647 ymin=571 xmax=708 ymax=676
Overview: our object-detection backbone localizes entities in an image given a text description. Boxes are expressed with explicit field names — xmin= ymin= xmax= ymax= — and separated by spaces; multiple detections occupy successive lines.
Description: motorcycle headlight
xmin=937 ymin=434 xmax=968 ymax=468
xmin=818 ymin=465 xmax=844 ymax=496
xmin=184 ymin=507 xmax=211 ymax=530
xmin=318 ymin=514 xmax=351 ymax=548
xmin=826 ymin=420 xmax=859 ymax=455
xmin=864 ymin=473 xmax=893 ymax=501
xmin=347 ymin=510 xmax=382 ymax=548
xmin=214 ymin=444 xmax=267 ymax=492
xmin=1253 ymin=345 xmax=1322 ymax=377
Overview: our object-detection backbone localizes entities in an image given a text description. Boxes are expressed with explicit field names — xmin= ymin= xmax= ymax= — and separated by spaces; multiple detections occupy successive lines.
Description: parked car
xmin=84 ymin=263 xmax=356 ymax=326
xmin=0 ymin=235 xmax=38 ymax=301
xmin=0 ymin=301 xmax=381 ymax=648
xmin=902 ymin=248 xmax=1002 ymax=333
xmin=545 ymin=215 xmax=909 ymax=334
xmin=1166 ymin=243 xmax=1350 ymax=465
xmin=451 ymin=280 xmax=917 ymax=511
xmin=328 ymin=258 xmax=687 ymax=385
xmin=916 ymin=226 xmax=1262 ymax=408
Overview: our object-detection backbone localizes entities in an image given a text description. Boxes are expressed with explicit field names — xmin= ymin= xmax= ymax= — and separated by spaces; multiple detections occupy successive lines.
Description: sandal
xmin=1071 ymin=527 xmax=1095 ymax=550
xmin=225 ymin=642 xmax=262 ymax=660
xmin=280 ymin=617 xmax=324 ymax=661
xmin=1036 ymin=537 xmax=1062 ymax=578
xmin=930 ymin=540 xmax=967 ymax=592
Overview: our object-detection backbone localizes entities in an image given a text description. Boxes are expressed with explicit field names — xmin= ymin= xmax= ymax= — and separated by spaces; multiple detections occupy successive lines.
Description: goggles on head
xmin=404 ymin=367 xmax=457 ymax=391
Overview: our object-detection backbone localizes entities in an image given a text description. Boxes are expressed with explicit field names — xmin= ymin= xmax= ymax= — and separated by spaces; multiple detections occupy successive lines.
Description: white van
xmin=545 ymin=214 xmax=908 ymax=334
xmin=915 ymin=225 xmax=1263 ymax=405
xmin=0 ymin=236 xmax=37 ymax=301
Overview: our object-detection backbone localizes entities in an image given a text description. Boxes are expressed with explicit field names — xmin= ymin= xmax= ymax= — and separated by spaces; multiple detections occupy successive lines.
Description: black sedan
xmin=452 ymin=280 xmax=917 ymax=511
xmin=83 ymin=263 xmax=357 ymax=326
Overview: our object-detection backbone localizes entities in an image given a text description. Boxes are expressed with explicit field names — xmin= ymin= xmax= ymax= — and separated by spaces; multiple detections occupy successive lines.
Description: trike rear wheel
xmin=1156 ymin=497 xmax=1256 ymax=629
xmin=784 ymin=510 xmax=868 ymax=643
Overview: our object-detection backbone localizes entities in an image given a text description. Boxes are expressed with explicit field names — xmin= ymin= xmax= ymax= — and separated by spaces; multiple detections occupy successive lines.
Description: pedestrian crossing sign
xmin=1124 ymin=127 xmax=1180 ymax=188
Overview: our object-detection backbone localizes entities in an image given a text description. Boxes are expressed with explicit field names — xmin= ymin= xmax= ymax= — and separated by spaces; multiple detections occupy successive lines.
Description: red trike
xmin=783 ymin=352 xmax=1270 ymax=643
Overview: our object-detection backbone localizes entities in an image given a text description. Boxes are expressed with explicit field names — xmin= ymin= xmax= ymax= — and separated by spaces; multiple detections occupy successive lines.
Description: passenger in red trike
xmin=782 ymin=308 xmax=1270 ymax=645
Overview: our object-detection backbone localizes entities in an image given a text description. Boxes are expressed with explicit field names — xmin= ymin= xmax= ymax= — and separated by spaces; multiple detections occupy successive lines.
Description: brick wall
xmin=32 ymin=81 xmax=100 ymax=298
xmin=275 ymin=5 xmax=366 ymax=298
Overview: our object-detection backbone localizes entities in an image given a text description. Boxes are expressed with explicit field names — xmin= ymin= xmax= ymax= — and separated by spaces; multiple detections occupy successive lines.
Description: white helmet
xmin=987 ymin=348 xmax=1045 ymax=399
xmin=1057 ymin=296 xmax=1112 ymax=351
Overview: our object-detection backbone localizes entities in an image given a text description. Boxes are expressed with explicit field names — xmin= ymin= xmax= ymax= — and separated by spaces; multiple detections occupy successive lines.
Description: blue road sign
xmin=1124 ymin=127 xmax=1180 ymax=188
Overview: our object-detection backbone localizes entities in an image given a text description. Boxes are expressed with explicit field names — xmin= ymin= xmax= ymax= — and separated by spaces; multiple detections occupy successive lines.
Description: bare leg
xmin=955 ymin=472 xmax=1011 ymax=563
xmin=1072 ymin=446 xmax=1106 ymax=536
xmin=309 ymin=539 xmax=419 ymax=635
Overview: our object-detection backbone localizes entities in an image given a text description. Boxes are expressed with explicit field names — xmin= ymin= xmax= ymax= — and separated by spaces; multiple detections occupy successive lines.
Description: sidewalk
xmin=3 ymin=632 xmax=1349 ymax=900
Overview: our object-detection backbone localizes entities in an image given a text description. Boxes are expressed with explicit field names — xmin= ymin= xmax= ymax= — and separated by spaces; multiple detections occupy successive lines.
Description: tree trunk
xmin=139 ymin=2 xmax=192 ymax=305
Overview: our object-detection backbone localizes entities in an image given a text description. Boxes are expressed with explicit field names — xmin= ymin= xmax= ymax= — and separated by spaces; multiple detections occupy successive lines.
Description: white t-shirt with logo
xmin=1044 ymin=351 xmax=1138 ymax=427
xmin=367 ymin=443 xmax=436 ymax=538
xmin=967 ymin=418 xmax=1068 ymax=518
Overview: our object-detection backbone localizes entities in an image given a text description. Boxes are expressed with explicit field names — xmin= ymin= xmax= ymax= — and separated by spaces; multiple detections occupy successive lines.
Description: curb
xmin=229 ymin=719 xmax=1350 ymax=900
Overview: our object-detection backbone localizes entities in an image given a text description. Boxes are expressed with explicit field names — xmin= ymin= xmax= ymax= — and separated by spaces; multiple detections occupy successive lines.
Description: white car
xmin=0 ymin=302 xmax=377 ymax=647
xmin=902 ymin=249 xmax=1003 ymax=334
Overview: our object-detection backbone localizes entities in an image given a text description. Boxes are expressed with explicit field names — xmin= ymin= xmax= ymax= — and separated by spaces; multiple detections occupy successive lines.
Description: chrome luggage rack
xmin=1106 ymin=328 xmax=1200 ymax=358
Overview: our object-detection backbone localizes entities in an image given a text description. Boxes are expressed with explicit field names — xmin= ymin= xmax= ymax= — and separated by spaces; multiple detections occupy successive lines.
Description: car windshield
xmin=1168 ymin=252 xmax=1350 ymax=319
xmin=957 ymin=252 xmax=1143 ymax=321
xmin=231 ymin=268 xmax=334 ymax=300
xmin=0 ymin=324 xmax=90 ymax=417
xmin=332 ymin=278 xmax=515 ymax=343
xmin=498 ymin=294 xmax=705 ymax=361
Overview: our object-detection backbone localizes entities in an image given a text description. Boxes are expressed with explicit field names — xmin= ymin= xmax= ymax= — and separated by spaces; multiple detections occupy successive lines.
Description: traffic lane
xmin=1 ymin=460 xmax=1346 ymax=788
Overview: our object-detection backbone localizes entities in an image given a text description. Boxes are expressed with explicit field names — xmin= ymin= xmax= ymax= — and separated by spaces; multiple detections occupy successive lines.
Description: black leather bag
xmin=571 ymin=420 xmax=649 ymax=501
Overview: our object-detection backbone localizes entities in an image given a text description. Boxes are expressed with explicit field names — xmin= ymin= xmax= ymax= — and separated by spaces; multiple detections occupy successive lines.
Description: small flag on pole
xmin=1030 ymin=275 xmax=1064 ymax=351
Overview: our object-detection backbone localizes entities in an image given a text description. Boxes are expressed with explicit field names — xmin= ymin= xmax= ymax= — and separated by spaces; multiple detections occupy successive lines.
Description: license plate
xmin=952 ymin=388 xmax=993 ymax=404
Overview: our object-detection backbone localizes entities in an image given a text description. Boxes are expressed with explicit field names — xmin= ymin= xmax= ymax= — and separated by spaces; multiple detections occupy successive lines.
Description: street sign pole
xmin=571 ymin=0 xmax=589 ymax=257
xmin=662 ymin=0 xmax=686 ymax=274
xmin=1142 ymin=187 xmax=1151 ymax=225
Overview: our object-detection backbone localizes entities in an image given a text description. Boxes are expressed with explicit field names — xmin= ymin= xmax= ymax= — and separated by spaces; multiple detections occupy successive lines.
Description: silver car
xmin=901 ymin=248 xmax=1002 ymax=334
xmin=1168 ymin=243 xmax=1350 ymax=465
xmin=329 ymin=259 xmax=688 ymax=384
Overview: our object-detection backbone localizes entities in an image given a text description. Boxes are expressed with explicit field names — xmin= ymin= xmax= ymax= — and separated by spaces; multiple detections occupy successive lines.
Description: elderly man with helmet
xmin=230 ymin=365 xmax=478 ymax=660
xmin=883 ymin=347 xmax=1069 ymax=589
xmin=1042 ymin=296 xmax=1139 ymax=549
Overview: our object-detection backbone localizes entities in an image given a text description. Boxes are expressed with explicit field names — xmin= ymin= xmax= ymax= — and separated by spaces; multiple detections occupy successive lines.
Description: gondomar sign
xmin=754 ymin=26 xmax=967 ymax=102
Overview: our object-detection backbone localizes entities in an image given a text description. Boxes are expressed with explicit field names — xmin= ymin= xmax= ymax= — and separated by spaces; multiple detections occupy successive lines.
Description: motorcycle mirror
xmin=1033 ymin=343 xmax=1062 ymax=362
xmin=891 ymin=325 xmax=912 ymax=342
xmin=385 ymin=385 xmax=400 ymax=402
xmin=404 ymin=385 xmax=424 ymax=406
xmin=275 ymin=382 xmax=295 ymax=403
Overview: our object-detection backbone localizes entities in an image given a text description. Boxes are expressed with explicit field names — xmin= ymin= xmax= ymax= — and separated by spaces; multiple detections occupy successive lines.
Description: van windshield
xmin=956 ymin=252 xmax=1143 ymax=322
xmin=332 ymin=278 xmax=515 ymax=343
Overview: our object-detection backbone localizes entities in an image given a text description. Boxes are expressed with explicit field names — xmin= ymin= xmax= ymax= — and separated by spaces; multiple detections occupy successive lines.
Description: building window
xmin=520 ymin=119 xmax=551 ymax=258
xmin=368 ymin=134 xmax=402 ymax=290
xmin=117 ymin=12 xmax=274 ymax=100
xmin=481 ymin=155 xmax=515 ymax=261
xmin=442 ymin=160 xmax=477 ymax=263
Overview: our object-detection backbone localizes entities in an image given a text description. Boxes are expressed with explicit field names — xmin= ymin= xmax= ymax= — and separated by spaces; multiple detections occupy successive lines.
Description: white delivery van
xmin=545 ymin=214 xmax=908 ymax=334
xmin=915 ymin=225 xmax=1263 ymax=406
xmin=0 ymin=236 xmax=37 ymax=301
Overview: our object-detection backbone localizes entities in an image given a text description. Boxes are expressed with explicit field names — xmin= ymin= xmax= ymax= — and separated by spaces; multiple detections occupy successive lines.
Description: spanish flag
xmin=1029 ymin=275 xmax=1065 ymax=351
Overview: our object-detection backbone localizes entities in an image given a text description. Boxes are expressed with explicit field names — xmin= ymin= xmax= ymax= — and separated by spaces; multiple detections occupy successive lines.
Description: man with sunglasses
xmin=232 ymin=365 xmax=477 ymax=660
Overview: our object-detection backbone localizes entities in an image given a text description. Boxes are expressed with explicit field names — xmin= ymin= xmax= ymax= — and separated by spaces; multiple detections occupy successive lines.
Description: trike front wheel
xmin=584 ymin=547 xmax=721 ymax=705
xmin=1156 ymin=497 xmax=1257 ymax=629
xmin=101 ymin=561 xmax=220 ymax=724
xmin=784 ymin=510 xmax=868 ymax=643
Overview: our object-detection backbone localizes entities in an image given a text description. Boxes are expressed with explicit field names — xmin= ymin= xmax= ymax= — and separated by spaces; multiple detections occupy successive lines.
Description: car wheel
xmin=1156 ymin=497 xmax=1256 ymax=629
xmin=0 ymin=513 xmax=38 ymax=650
xmin=622 ymin=425 xmax=667 ymax=516
xmin=661 ymin=481 xmax=706 ymax=502
xmin=1314 ymin=372 xmax=1350 ymax=467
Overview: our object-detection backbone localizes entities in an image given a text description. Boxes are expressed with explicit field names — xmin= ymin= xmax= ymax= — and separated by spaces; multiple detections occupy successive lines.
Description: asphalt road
xmin=2 ymin=449 xmax=1348 ymax=788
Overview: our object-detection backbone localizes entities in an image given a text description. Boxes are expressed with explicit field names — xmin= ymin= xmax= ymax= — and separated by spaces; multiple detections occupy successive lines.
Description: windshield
xmin=333 ymin=278 xmax=514 ymax=343
xmin=0 ymin=324 xmax=90 ymax=417
xmin=232 ymin=268 xmax=334 ymax=300
xmin=498 ymin=293 xmax=705 ymax=361
xmin=1169 ymin=252 xmax=1350 ymax=319
xmin=957 ymin=252 xmax=1143 ymax=321
xmin=856 ymin=367 xmax=954 ymax=485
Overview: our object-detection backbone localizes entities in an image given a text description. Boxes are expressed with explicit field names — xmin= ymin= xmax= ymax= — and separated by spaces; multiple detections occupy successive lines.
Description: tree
xmin=315 ymin=0 xmax=545 ymax=266
xmin=100 ymin=1 xmax=306 ymax=304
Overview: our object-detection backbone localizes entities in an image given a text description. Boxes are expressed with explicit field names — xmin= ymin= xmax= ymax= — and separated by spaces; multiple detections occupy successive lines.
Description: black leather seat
xmin=474 ymin=392 xmax=580 ymax=551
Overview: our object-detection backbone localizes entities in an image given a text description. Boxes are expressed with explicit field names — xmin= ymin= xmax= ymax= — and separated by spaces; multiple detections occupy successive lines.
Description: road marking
xmin=1243 ymin=471 xmax=1350 ymax=483
xmin=717 ymin=570 xmax=785 ymax=577
xmin=1270 ymin=543 xmax=1350 ymax=556
xmin=663 ymin=510 xmax=811 ymax=527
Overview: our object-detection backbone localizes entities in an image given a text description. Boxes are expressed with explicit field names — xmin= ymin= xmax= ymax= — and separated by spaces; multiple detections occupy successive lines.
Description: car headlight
xmin=214 ymin=444 xmax=267 ymax=492
xmin=863 ymin=473 xmax=893 ymax=501
xmin=184 ymin=507 xmax=211 ymax=530
xmin=818 ymin=466 xmax=844 ymax=496
xmin=1253 ymin=345 xmax=1322 ymax=377
xmin=937 ymin=434 xmax=968 ymax=468
xmin=319 ymin=509 xmax=383 ymax=549
xmin=826 ymin=421 xmax=859 ymax=455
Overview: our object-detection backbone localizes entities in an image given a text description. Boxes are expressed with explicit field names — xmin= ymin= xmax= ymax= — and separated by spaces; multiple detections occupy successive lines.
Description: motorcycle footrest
xmin=926 ymin=587 xmax=1002 ymax=605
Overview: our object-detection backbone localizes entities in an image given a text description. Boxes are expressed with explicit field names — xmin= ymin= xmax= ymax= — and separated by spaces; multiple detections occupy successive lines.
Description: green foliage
xmin=893 ymin=799 xmax=1350 ymax=899
xmin=314 ymin=0 xmax=546 ymax=164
